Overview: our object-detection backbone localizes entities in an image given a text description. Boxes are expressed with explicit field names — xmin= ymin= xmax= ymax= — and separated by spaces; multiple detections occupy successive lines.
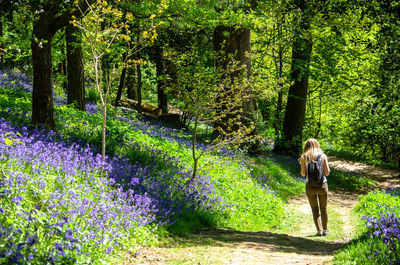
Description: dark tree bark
xmin=127 ymin=22 xmax=142 ymax=112
xmin=274 ymin=47 xmax=284 ymax=140
xmin=125 ymin=62 xmax=142 ymax=113
xmin=135 ymin=63 xmax=142 ymax=113
xmin=126 ymin=64 xmax=137 ymax=100
xmin=124 ymin=55 xmax=142 ymax=113
xmin=114 ymin=53 xmax=127 ymax=107
xmin=66 ymin=24 xmax=85 ymax=111
xmin=155 ymin=45 xmax=168 ymax=114
xmin=30 ymin=1 xmax=95 ymax=129
xmin=31 ymin=11 xmax=57 ymax=129
xmin=274 ymin=0 xmax=313 ymax=157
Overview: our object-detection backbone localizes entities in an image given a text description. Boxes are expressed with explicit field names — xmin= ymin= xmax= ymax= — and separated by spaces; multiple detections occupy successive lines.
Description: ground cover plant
xmin=334 ymin=188 xmax=400 ymax=265
xmin=0 ymin=70 xmax=288 ymax=263
xmin=0 ymin=118 xmax=159 ymax=264
xmin=1 ymin=69 xmax=384 ymax=264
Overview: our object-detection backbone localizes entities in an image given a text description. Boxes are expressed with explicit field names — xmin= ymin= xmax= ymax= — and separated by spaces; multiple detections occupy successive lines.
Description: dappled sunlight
xmin=329 ymin=156 xmax=400 ymax=189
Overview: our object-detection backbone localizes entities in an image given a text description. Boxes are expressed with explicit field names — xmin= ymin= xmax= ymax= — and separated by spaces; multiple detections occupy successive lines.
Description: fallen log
xmin=120 ymin=98 xmax=162 ymax=117
xmin=119 ymin=98 xmax=191 ymax=128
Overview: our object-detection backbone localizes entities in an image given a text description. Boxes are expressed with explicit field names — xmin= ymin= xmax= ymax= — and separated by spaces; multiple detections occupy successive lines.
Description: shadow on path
xmin=173 ymin=228 xmax=347 ymax=257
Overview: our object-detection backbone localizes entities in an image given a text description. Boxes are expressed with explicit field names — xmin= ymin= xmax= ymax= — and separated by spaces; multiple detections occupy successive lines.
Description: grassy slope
xmin=0 ymin=81 xmax=285 ymax=235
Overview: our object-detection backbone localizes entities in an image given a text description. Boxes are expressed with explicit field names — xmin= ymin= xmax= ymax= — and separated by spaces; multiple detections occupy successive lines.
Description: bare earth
xmin=129 ymin=156 xmax=400 ymax=265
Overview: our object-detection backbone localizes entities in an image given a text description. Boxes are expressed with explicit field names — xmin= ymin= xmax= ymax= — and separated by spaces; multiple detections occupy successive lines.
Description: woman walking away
xmin=300 ymin=138 xmax=330 ymax=236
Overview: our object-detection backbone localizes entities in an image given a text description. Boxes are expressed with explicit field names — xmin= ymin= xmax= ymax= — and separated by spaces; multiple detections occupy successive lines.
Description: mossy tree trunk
xmin=274 ymin=0 xmax=313 ymax=157
xmin=66 ymin=23 xmax=85 ymax=111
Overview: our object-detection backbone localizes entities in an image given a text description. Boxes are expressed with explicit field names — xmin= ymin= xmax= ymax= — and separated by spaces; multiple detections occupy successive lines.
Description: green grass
xmin=355 ymin=190 xmax=400 ymax=219
xmin=251 ymin=155 xmax=304 ymax=201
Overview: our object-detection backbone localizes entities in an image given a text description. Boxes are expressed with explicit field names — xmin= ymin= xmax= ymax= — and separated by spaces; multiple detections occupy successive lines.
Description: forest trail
xmin=130 ymin=156 xmax=400 ymax=265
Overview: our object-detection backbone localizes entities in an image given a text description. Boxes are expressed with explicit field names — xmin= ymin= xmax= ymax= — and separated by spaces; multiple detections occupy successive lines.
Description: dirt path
xmin=130 ymin=157 xmax=400 ymax=265
xmin=328 ymin=156 xmax=400 ymax=189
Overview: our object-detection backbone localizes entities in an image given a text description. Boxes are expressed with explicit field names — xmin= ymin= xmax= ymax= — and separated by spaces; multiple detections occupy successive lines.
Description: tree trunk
xmin=31 ymin=16 xmax=56 ymax=129
xmin=114 ymin=52 xmax=127 ymax=106
xmin=212 ymin=25 xmax=255 ymax=140
xmin=155 ymin=45 xmax=168 ymax=114
xmin=136 ymin=63 xmax=142 ymax=114
xmin=126 ymin=61 xmax=142 ymax=113
xmin=239 ymin=28 xmax=255 ymax=127
xmin=126 ymin=64 xmax=137 ymax=100
xmin=274 ymin=48 xmax=284 ymax=140
xmin=274 ymin=2 xmax=313 ymax=157
xmin=66 ymin=24 xmax=85 ymax=111
xmin=30 ymin=1 xmax=95 ymax=129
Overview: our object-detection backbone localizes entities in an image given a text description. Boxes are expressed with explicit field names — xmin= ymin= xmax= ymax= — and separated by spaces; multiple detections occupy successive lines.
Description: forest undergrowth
xmin=1 ymin=70 xmax=399 ymax=265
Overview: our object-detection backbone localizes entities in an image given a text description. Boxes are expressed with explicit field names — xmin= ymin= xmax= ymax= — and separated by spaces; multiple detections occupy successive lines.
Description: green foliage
xmin=305 ymin=3 xmax=400 ymax=165
xmin=85 ymin=86 xmax=100 ymax=103
xmin=140 ymin=62 xmax=158 ymax=103
xmin=168 ymin=210 xmax=219 ymax=235
xmin=327 ymin=168 xmax=376 ymax=191
xmin=355 ymin=191 xmax=400 ymax=219
xmin=0 ymin=8 xmax=32 ymax=72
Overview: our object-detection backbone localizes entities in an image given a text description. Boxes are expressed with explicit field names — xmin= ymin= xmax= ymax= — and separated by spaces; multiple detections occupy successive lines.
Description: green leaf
xmin=4 ymin=138 xmax=13 ymax=146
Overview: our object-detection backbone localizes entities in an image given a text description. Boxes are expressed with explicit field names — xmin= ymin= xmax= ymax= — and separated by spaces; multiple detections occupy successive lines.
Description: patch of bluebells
xmin=0 ymin=70 xmax=226 ymax=262
xmin=385 ymin=187 xmax=400 ymax=197
xmin=85 ymin=102 xmax=100 ymax=115
xmin=0 ymin=213 xmax=82 ymax=265
xmin=358 ymin=188 xmax=400 ymax=264
xmin=123 ymin=139 xmax=225 ymax=219
xmin=0 ymin=69 xmax=32 ymax=94
xmin=0 ymin=118 xmax=160 ymax=263
xmin=55 ymin=111 xmax=225 ymax=222
xmin=362 ymin=214 xmax=400 ymax=264
xmin=0 ymin=69 xmax=65 ymax=106
xmin=116 ymin=115 xmax=208 ymax=151
xmin=1 ymin=70 xmax=225 ymax=220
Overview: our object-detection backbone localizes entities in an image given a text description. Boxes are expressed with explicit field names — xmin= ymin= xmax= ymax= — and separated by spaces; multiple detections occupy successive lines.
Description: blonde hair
xmin=301 ymin=138 xmax=323 ymax=163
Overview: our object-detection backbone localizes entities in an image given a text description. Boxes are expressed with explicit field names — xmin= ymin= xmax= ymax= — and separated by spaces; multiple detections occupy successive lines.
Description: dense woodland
xmin=0 ymin=0 xmax=398 ymax=162
xmin=0 ymin=0 xmax=399 ymax=264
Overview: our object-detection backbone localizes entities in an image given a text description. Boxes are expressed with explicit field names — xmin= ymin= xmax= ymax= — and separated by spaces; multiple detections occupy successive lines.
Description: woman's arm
xmin=323 ymin=155 xmax=330 ymax=176
xmin=300 ymin=157 xmax=307 ymax=177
